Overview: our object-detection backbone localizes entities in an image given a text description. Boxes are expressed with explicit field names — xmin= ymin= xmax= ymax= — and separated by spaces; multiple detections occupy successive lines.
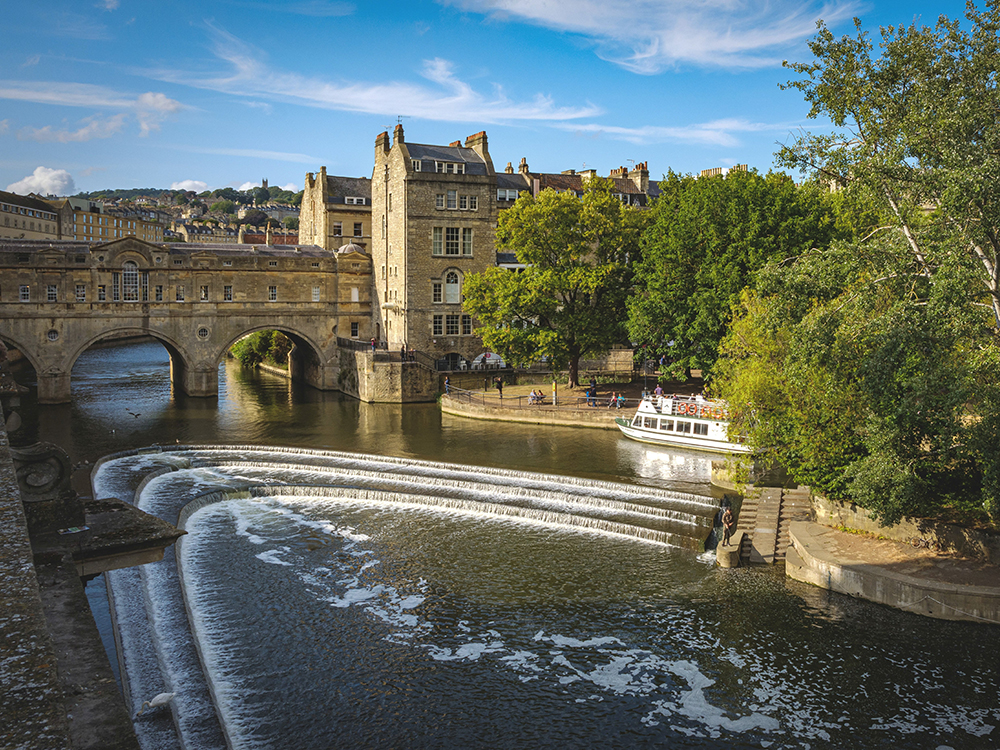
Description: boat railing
xmin=443 ymin=387 xmax=638 ymax=412
xmin=641 ymin=394 xmax=729 ymax=419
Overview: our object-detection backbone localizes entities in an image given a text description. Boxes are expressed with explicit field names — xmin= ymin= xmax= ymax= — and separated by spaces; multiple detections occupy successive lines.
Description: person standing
xmin=495 ymin=376 xmax=503 ymax=398
xmin=444 ymin=376 xmax=450 ymax=394
xmin=722 ymin=507 xmax=734 ymax=546
xmin=370 ymin=337 xmax=377 ymax=353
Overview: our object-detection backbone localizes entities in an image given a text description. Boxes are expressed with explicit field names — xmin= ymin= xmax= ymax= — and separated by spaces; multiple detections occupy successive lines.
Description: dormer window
xmin=345 ymin=197 xmax=366 ymax=205
xmin=435 ymin=162 xmax=465 ymax=175
xmin=411 ymin=160 xmax=421 ymax=171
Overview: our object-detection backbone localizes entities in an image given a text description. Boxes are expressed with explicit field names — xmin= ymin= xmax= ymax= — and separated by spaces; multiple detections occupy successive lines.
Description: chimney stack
xmin=393 ymin=124 xmax=405 ymax=146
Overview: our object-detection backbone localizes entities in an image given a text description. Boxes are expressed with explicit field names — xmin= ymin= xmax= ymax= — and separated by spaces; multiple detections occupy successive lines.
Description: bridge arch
xmin=220 ymin=324 xmax=331 ymax=388
xmin=0 ymin=332 xmax=43 ymax=376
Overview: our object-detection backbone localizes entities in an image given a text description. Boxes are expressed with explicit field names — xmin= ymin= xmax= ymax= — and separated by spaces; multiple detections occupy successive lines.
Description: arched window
xmin=122 ymin=261 xmax=139 ymax=301
xmin=445 ymin=271 xmax=460 ymax=304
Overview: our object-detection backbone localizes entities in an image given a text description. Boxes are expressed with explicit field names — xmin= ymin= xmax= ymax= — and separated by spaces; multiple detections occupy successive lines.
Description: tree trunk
xmin=568 ymin=354 xmax=581 ymax=388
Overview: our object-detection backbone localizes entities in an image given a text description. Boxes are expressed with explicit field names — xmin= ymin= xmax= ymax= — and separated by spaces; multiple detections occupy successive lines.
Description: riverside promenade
xmin=444 ymin=384 xmax=1000 ymax=625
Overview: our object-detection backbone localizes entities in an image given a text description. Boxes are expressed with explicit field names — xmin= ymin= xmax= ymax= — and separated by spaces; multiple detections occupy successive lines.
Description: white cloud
xmin=21 ymin=55 xmax=41 ymax=68
xmin=279 ymin=182 xmax=298 ymax=192
xmin=238 ymin=181 xmax=260 ymax=191
xmin=0 ymin=119 xmax=8 ymax=134
xmin=170 ymin=180 xmax=209 ymax=192
xmin=7 ymin=166 xmax=75 ymax=196
xmin=442 ymin=0 xmax=860 ymax=72
xmin=145 ymin=24 xmax=601 ymax=124
xmin=177 ymin=146 xmax=323 ymax=164
xmin=52 ymin=12 xmax=111 ymax=40
xmin=0 ymin=81 xmax=184 ymax=138
xmin=555 ymin=118 xmax=786 ymax=147
xmin=18 ymin=114 xmax=127 ymax=143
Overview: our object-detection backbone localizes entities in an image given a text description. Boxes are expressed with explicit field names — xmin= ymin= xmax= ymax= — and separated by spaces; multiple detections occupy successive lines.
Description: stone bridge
xmin=0 ymin=237 xmax=377 ymax=403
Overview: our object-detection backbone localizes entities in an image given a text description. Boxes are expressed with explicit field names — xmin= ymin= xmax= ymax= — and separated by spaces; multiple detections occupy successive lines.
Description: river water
xmin=12 ymin=342 xmax=1000 ymax=750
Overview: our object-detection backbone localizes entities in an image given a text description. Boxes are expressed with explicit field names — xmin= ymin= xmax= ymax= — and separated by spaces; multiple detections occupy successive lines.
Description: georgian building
xmin=298 ymin=168 xmax=372 ymax=252
xmin=0 ymin=191 xmax=61 ymax=241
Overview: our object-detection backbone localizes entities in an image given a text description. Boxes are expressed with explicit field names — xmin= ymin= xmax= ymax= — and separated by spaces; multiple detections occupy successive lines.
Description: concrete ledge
xmin=441 ymin=394 xmax=620 ymax=429
xmin=716 ymin=532 xmax=743 ymax=568
xmin=787 ymin=521 xmax=1000 ymax=624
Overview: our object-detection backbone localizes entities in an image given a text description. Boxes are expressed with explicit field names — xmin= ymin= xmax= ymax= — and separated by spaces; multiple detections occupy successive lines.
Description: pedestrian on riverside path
xmin=722 ymin=507 xmax=734 ymax=546
xmin=495 ymin=377 xmax=503 ymax=398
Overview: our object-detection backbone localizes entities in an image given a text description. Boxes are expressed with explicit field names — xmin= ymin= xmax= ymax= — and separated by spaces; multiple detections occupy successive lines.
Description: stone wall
xmin=338 ymin=349 xmax=439 ymax=403
xmin=814 ymin=495 xmax=1000 ymax=564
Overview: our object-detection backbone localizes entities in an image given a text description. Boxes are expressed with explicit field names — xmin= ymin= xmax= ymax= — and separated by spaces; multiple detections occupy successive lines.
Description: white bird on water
xmin=134 ymin=692 xmax=175 ymax=718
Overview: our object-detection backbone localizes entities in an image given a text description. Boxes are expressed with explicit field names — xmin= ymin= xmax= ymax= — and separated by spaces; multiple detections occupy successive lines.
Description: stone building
xmin=46 ymin=197 xmax=164 ymax=243
xmin=0 ymin=190 xmax=61 ymax=241
xmin=371 ymin=126 xmax=500 ymax=365
xmin=299 ymin=168 xmax=372 ymax=252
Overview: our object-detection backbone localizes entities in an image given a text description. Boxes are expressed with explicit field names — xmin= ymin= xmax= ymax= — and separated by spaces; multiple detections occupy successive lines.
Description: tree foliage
xmin=229 ymin=331 xmax=293 ymax=369
xmin=627 ymin=169 xmax=840 ymax=379
xmin=463 ymin=178 xmax=648 ymax=386
xmin=713 ymin=6 xmax=1000 ymax=525
xmin=209 ymin=200 xmax=236 ymax=215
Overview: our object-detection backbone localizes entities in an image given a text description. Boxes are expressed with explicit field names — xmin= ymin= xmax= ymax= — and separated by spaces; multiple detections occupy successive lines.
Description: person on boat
xmin=721 ymin=507 xmax=734 ymax=546
xmin=653 ymin=384 xmax=663 ymax=397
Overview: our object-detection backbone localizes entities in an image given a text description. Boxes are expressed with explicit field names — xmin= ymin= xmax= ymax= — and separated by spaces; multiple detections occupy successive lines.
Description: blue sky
xmin=1 ymin=0 xmax=970 ymax=196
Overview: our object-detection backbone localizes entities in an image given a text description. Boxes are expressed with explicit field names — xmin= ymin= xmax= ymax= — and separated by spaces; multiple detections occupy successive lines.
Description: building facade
xmin=371 ymin=126 xmax=501 ymax=364
xmin=299 ymin=168 xmax=372 ymax=252
xmin=0 ymin=191 xmax=61 ymax=241
xmin=48 ymin=197 xmax=164 ymax=243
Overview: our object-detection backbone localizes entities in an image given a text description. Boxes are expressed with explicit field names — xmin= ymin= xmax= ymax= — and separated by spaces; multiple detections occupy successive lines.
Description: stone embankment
xmin=440 ymin=390 xmax=624 ymax=429
xmin=713 ymin=481 xmax=1000 ymax=625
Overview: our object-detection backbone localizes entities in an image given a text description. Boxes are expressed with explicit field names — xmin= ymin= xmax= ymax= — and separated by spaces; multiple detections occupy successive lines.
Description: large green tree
xmin=463 ymin=178 xmax=647 ymax=387
xmin=713 ymin=6 xmax=1000 ymax=525
xmin=627 ymin=169 xmax=840 ymax=379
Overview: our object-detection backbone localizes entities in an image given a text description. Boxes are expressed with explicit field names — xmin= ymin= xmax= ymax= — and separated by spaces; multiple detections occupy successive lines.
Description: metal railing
xmin=444 ymin=386 xmax=638 ymax=413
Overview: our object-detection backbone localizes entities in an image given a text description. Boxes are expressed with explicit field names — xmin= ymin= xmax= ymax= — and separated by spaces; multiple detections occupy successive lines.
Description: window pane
xmin=447 ymin=190 xmax=457 ymax=209
xmin=432 ymin=227 xmax=443 ymax=255
xmin=432 ymin=282 xmax=442 ymax=303
xmin=433 ymin=314 xmax=443 ymax=336
xmin=462 ymin=314 xmax=472 ymax=335
xmin=122 ymin=261 xmax=139 ymax=301
xmin=446 ymin=314 xmax=459 ymax=335
xmin=436 ymin=194 xmax=445 ymax=209
xmin=445 ymin=227 xmax=459 ymax=255
xmin=462 ymin=228 xmax=473 ymax=255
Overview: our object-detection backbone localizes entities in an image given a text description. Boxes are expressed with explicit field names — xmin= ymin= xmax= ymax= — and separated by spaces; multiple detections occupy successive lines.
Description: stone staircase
xmin=736 ymin=486 xmax=812 ymax=565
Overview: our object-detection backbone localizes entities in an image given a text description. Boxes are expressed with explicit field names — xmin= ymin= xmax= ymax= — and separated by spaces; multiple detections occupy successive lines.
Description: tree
xmin=627 ymin=169 xmax=839 ymax=379
xmin=283 ymin=217 xmax=299 ymax=230
xmin=463 ymin=178 xmax=648 ymax=387
xmin=779 ymin=4 xmax=1000 ymax=332
xmin=210 ymin=200 xmax=236 ymax=215
xmin=713 ymin=6 xmax=1000 ymax=524
xmin=240 ymin=209 xmax=268 ymax=227
xmin=253 ymin=187 xmax=270 ymax=206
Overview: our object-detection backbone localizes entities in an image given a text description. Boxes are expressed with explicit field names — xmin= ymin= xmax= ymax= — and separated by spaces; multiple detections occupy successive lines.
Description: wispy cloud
xmin=98 ymin=0 xmax=120 ymax=10
xmin=19 ymin=114 xmax=127 ymax=143
xmin=0 ymin=119 xmax=8 ymax=135
xmin=52 ymin=12 xmax=112 ymax=40
xmin=0 ymin=81 xmax=184 ymax=137
xmin=234 ymin=0 xmax=354 ymax=16
xmin=21 ymin=55 xmax=41 ymax=68
xmin=7 ymin=166 xmax=75 ymax=196
xmin=555 ymin=118 xmax=789 ymax=147
xmin=442 ymin=0 xmax=860 ymax=72
xmin=175 ymin=145 xmax=324 ymax=164
xmin=145 ymin=23 xmax=600 ymax=123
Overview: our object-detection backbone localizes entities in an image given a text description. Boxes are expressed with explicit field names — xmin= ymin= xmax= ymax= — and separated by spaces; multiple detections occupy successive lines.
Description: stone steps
xmin=735 ymin=486 xmax=812 ymax=566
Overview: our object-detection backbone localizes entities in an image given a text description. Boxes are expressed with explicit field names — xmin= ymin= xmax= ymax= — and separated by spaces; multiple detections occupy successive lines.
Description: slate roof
xmin=324 ymin=175 xmax=371 ymax=199
xmin=496 ymin=174 xmax=530 ymax=190
xmin=0 ymin=190 xmax=61 ymax=215
xmin=406 ymin=143 xmax=490 ymax=175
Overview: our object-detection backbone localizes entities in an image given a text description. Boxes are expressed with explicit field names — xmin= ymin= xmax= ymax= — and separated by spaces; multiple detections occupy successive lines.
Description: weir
xmin=94 ymin=445 xmax=721 ymax=750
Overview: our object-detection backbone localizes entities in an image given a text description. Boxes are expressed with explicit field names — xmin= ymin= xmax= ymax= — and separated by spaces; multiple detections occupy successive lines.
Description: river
xmin=12 ymin=341 xmax=1000 ymax=750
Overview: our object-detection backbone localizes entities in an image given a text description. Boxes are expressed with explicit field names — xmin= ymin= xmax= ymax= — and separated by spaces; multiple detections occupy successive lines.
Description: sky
xmin=1 ymin=0 xmax=973 ymax=197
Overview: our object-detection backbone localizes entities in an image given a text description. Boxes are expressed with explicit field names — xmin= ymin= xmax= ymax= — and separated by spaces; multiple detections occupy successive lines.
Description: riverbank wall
xmin=440 ymin=392 xmax=621 ymax=429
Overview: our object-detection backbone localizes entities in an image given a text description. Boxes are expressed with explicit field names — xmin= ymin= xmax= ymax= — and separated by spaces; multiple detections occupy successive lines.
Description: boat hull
xmin=615 ymin=418 xmax=748 ymax=454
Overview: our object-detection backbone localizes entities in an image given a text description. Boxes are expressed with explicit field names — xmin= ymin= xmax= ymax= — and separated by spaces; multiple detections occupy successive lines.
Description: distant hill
xmin=72 ymin=188 xmax=167 ymax=201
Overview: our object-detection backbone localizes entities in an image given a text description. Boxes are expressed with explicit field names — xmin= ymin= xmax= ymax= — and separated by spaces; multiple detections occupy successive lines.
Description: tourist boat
xmin=615 ymin=395 xmax=752 ymax=454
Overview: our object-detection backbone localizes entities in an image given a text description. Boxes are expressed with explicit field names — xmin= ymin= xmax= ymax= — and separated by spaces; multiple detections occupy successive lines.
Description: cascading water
xmin=95 ymin=445 xmax=1000 ymax=750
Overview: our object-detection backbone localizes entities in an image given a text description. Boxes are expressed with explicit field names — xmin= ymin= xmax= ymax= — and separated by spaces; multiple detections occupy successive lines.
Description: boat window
xmin=676 ymin=421 xmax=692 ymax=434
xmin=659 ymin=420 xmax=673 ymax=431
xmin=632 ymin=417 xmax=642 ymax=427
xmin=693 ymin=423 xmax=709 ymax=436
xmin=643 ymin=417 xmax=657 ymax=429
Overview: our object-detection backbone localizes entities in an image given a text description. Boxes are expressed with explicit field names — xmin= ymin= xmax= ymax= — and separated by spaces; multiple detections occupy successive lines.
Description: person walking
xmin=495 ymin=376 xmax=503 ymax=398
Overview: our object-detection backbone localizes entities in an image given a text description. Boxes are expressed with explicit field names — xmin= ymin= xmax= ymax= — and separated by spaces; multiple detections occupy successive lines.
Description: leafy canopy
xmin=463 ymin=178 xmax=647 ymax=386
xmin=627 ymin=168 xmax=840 ymax=379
